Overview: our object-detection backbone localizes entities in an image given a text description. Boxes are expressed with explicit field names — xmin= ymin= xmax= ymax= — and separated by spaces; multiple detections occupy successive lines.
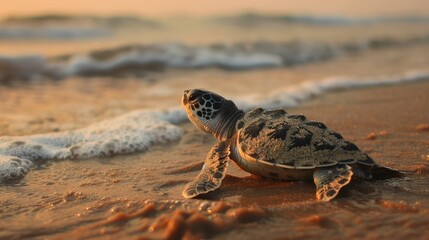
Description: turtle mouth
xmin=182 ymin=91 xmax=189 ymax=106
xmin=182 ymin=89 xmax=196 ymax=106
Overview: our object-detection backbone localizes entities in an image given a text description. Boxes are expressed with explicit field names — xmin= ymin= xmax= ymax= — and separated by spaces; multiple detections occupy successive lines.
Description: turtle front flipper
xmin=313 ymin=164 xmax=353 ymax=201
xmin=182 ymin=141 xmax=230 ymax=198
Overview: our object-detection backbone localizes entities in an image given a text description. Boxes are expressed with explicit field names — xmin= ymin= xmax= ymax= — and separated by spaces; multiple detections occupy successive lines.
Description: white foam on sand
xmin=236 ymin=70 xmax=429 ymax=110
xmin=0 ymin=109 xmax=184 ymax=182
xmin=0 ymin=70 xmax=428 ymax=182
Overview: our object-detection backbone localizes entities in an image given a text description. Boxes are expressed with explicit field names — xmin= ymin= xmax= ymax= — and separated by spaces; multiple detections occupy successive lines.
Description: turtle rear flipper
xmin=370 ymin=165 xmax=404 ymax=180
xmin=182 ymin=141 xmax=230 ymax=198
xmin=313 ymin=164 xmax=353 ymax=201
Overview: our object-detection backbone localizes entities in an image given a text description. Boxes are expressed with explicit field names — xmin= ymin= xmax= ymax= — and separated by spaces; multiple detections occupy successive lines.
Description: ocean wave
xmin=1 ymin=14 xmax=160 ymax=28
xmin=0 ymin=14 xmax=160 ymax=40
xmin=215 ymin=13 xmax=429 ymax=26
xmin=1 ymin=34 xmax=429 ymax=81
xmin=0 ymin=26 xmax=111 ymax=40
xmin=65 ymin=44 xmax=283 ymax=76
xmin=0 ymin=55 xmax=65 ymax=81
xmin=1 ymin=70 xmax=429 ymax=182
xmin=0 ymin=55 xmax=49 ymax=80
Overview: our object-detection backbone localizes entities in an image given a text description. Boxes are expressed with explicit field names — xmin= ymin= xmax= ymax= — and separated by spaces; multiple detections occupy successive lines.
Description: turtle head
xmin=182 ymin=89 xmax=244 ymax=141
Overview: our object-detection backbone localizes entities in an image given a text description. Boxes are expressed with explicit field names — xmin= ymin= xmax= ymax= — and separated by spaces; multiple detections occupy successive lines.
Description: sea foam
xmin=237 ymin=70 xmax=429 ymax=110
xmin=0 ymin=109 xmax=184 ymax=182
xmin=0 ymin=70 xmax=428 ymax=182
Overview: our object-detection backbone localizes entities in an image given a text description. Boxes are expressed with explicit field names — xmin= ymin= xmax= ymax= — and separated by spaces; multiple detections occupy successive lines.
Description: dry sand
xmin=0 ymin=81 xmax=428 ymax=239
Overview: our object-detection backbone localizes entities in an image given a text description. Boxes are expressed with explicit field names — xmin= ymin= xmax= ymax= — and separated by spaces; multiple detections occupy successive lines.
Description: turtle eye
xmin=187 ymin=89 xmax=209 ymax=103
xmin=188 ymin=93 xmax=198 ymax=102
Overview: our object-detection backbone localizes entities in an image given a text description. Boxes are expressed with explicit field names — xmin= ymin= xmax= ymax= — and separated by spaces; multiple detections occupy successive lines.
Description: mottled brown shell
xmin=236 ymin=108 xmax=375 ymax=169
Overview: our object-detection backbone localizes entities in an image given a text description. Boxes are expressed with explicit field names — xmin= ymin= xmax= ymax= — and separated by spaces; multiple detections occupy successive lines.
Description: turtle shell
xmin=236 ymin=108 xmax=375 ymax=169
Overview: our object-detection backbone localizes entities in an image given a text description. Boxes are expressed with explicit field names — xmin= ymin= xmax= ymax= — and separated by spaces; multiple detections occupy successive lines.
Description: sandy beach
xmin=0 ymin=78 xmax=428 ymax=239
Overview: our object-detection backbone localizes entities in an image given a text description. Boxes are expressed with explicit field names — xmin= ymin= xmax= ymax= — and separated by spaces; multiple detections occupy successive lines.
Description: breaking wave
xmin=0 ymin=26 xmax=111 ymax=40
xmin=0 ymin=15 xmax=160 ymax=41
xmin=1 ymin=14 xmax=160 ymax=28
xmin=215 ymin=13 xmax=429 ymax=26
xmin=2 ymin=34 xmax=429 ymax=81
xmin=1 ymin=70 xmax=428 ymax=182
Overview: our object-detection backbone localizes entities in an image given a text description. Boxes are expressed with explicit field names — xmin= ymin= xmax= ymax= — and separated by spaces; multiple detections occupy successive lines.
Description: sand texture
xmin=0 ymin=80 xmax=428 ymax=239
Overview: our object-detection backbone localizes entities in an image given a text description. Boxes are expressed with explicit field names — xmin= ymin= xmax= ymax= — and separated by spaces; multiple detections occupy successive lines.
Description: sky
xmin=1 ymin=0 xmax=429 ymax=18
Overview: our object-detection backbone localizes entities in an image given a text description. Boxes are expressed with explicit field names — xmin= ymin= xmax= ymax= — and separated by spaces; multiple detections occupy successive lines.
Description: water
xmin=0 ymin=14 xmax=429 ymax=239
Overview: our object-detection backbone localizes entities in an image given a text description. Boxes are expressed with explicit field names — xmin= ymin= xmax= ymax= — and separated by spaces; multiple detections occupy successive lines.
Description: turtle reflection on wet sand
xmin=181 ymin=89 xmax=403 ymax=201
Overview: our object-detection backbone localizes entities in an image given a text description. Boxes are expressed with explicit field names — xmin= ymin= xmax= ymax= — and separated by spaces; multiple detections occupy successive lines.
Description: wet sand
xmin=0 ymin=79 xmax=428 ymax=239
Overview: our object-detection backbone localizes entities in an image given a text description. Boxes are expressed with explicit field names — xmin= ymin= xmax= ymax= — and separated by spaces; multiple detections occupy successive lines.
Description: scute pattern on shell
xmin=238 ymin=108 xmax=375 ymax=169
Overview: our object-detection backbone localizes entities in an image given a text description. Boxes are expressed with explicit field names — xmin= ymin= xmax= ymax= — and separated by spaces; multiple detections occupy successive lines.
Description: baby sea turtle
xmin=181 ymin=89 xmax=402 ymax=201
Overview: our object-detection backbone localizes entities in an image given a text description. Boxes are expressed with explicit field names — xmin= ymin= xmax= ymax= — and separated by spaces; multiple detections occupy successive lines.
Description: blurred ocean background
xmin=1 ymin=12 xmax=429 ymax=80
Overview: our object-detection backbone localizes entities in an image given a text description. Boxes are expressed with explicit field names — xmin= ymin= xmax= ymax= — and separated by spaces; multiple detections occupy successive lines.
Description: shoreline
xmin=1 ymin=80 xmax=428 ymax=239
